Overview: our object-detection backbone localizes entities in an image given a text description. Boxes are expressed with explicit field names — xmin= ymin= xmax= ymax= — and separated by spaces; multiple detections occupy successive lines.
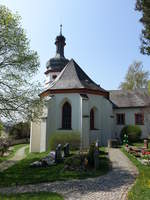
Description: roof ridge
xmin=71 ymin=59 xmax=104 ymax=89
xmin=109 ymin=88 xmax=148 ymax=92
xmin=70 ymin=59 xmax=86 ymax=88
xmin=48 ymin=60 xmax=70 ymax=88
xmin=110 ymin=88 xmax=150 ymax=108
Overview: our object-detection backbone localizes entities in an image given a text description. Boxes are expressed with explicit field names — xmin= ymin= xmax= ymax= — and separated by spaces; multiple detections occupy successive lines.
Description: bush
xmin=49 ymin=132 xmax=80 ymax=150
xmin=9 ymin=122 xmax=30 ymax=139
xmin=120 ymin=125 xmax=142 ymax=143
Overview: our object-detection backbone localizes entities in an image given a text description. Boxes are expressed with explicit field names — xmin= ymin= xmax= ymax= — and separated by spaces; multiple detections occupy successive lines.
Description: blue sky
xmin=1 ymin=0 xmax=149 ymax=89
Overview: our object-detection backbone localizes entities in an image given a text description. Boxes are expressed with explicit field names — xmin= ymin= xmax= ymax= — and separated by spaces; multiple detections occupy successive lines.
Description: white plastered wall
xmin=82 ymin=94 xmax=114 ymax=147
xmin=30 ymin=92 xmax=115 ymax=152
xmin=30 ymin=120 xmax=41 ymax=152
xmin=45 ymin=72 xmax=60 ymax=89
xmin=81 ymin=97 xmax=90 ymax=148
xmin=45 ymin=93 xmax=82 ymax=150
xmin=30 ymin=101 xmax=48 ymax=153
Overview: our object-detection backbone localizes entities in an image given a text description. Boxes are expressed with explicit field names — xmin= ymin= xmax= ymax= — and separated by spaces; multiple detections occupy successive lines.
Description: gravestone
xmin=144 ymin=139 xmax=149 ymax=149
xmin=64 ymin=143 xmax=70 ymax=157
xmin=94 ymin=147 xmax=100 ymax=170
xmin=55 ymin=144 xmax=63 ymax=163
xmin=95 ymin=139 xmax=100 ymax=148
xmin=108 ymin=139 xmax=119 ymax=148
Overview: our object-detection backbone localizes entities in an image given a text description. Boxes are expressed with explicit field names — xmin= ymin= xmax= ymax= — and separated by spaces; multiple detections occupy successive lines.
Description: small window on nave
xmin=90 ymin=108 xmax=95 ymax=130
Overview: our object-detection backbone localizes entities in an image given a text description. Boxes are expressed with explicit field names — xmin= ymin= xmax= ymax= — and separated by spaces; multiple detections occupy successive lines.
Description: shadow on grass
xmin=0 ymin=150 xmax=110 ymax=188
xmin=0 ymin=165 xmax=136 ymax=196
xmin=0 ymin=149 xmax=138 ymax=198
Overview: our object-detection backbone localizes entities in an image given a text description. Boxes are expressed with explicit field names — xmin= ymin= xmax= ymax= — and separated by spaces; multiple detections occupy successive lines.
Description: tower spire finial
xmin=55 ymin=24 xmax=66 ymax=57
xmin=60 ymin=24 xmax=62 ymax=35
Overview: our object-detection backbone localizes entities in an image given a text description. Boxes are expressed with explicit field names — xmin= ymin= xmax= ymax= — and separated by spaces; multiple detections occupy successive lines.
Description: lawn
xmin=122 ymin=147 xmax=150 ymax=200
xmin=0 ymin=192 xmax=63 ymax=200
xmin=0 ymin=144 xmax=27 ymax=163
xmin=0 ymin=147 xmax=110 ymax=187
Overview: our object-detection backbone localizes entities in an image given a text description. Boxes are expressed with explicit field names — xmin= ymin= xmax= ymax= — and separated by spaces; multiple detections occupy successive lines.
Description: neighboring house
xmin=110 ymin=89 xmax=150 ymax=139
xmin=30 ymin=29 xmax=150 ymax=152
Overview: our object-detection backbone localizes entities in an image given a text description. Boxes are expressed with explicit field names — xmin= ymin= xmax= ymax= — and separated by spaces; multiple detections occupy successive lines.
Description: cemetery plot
xmin=30 ymin=142 xmax=107 ymax=172
xmin=0 ymin=143 xmax=110 ymax=187
xmin=124 ymin=140 xmax=150 ymax=166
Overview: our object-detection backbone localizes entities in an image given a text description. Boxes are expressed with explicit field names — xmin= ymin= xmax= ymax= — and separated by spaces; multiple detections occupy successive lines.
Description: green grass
xmin=0 ymin=192 xmax=63 ymax=200
xmin=122 ymin=147 xmax=150 ymax=200
xmin=0 ymin=144 xmax=27 ymax=163
xmin=0 ymin=147 xmax=110 ymax=187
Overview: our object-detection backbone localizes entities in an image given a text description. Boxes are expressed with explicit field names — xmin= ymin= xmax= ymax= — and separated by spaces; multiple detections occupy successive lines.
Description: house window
xmin=52 ymin=75 xmax=57 ymax=79
xmin=135 ymin=113 xmax=144 ymax=125
xmin=116 ymin=113 xmax=125 ymax=125
xmin=62 ymin=102 xmax=71 ymax=129
xmin=90 ymin=108 xmax=95 ymax=130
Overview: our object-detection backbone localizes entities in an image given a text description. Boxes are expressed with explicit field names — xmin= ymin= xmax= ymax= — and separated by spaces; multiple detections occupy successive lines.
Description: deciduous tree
xmin=0 ymin=5 xmax=42 ymax=121
xmin=119 ymin=61 xmax=149 ymax=90
xmin=0 ymin=123 xmax=3 ymax=137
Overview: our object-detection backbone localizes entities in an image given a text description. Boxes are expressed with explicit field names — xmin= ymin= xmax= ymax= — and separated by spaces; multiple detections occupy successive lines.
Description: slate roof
xmin=48 ymin=59 xmax=107 ymax=92
xmin=109 ymin=89 xmax=150 ymax=108
xmin=45 ymin=32 xmax=69 ymax=72
xmin=46 ymin=56 xmax=69 ymax=72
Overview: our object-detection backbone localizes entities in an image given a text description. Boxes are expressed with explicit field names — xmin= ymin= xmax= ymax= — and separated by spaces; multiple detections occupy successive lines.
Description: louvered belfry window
xmin=62 ymin=102 xmax=72 ymax=129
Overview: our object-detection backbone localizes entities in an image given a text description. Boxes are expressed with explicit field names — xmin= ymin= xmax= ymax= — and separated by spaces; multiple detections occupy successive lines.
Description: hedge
xmin=49 ymin=131 xmax=80 ymax=150
xmin=120 ymin=125 xmax=142 ymax=143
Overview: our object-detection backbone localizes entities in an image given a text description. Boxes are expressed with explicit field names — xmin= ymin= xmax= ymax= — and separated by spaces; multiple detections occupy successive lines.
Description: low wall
xmin=10 ymin=138 xmax=29 ymax=146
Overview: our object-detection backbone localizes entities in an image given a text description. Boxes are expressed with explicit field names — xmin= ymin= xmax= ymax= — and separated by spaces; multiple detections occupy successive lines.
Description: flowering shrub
xmin=142 ymin=150 xmax=150 ymax=155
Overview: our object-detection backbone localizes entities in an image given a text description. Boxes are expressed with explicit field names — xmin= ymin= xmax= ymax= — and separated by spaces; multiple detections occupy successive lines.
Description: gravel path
xmin=0 ymin=145 xmax=27 ymax=172
xmin=0 ymin=148 xmax=138 ymax=200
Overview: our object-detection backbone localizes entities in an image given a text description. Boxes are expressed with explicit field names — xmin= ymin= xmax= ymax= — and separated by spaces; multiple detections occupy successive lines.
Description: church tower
xmin=45 ymin=25 xmax=69 ymax=87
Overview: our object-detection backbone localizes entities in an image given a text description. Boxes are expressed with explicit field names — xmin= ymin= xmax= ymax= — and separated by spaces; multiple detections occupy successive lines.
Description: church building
xmin=30 ymin=27 xmax=150 ymax=152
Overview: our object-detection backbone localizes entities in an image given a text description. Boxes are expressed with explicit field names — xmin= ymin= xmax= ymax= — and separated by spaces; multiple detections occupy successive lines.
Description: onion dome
xmin=46 ymin=25 xmax=69 ymax=72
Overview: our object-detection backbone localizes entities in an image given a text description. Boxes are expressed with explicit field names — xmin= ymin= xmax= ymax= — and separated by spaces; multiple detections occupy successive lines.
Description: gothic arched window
xmin=90 ymin=108 xmax=95 ymax=130
xmin=62 ymin=102 xmax=72 ymax=129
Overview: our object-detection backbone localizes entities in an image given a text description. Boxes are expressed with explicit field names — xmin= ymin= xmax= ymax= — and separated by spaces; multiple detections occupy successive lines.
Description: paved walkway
xmin=0 ymin=148 xmax=138 ymax=200
xmin=0 ymin=145 xmax=27 ymax=172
